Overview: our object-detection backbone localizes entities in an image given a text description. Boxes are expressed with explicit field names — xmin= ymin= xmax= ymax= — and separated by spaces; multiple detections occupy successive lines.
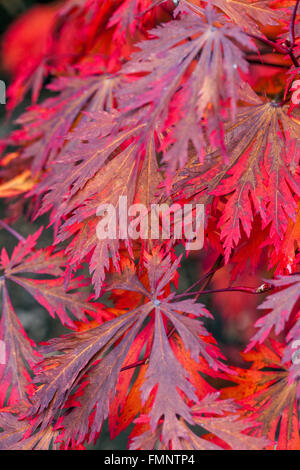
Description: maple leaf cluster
xmin=0 ymin=0 xmax=299 ymax=450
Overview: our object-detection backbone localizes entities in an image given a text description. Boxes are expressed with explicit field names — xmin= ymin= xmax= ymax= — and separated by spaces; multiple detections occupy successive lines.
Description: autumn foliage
xmin=0 ymin=0 xmax=299 ymax=450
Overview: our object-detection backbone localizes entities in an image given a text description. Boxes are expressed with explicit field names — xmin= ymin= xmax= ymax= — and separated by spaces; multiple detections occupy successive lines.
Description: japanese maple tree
xmin=0 ymin=0 xmax=299 ymax=450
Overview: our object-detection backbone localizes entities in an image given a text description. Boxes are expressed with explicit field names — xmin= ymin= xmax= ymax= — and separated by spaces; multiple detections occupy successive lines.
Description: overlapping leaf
xmin=249 ymin=274 xmax=300 ymax=348
xmin=39 ymin=124 xmax=162 ymax=296
xmin=7 ymin=76 xmax=119 ymax=175
xmin=177 ymin=393 xmax=269 ymax=450
xmin=118 ymin=3 xmax=254 ymax=171
xmin=12 ymin=255 xmax=226 ymax=447
xmin=0 ymin=228 xmax=99 ymax=327
xmin=0 ymin=409 xmax=60 ymax=450
xmin=0 ymin=0 xmax=298 ymax=452
xmin=200 ymin=0 xmax=282 ymax=34
xmin=222 ymin=341 xmax=300 ymax=450
xmin=130 ymin=392 xmax=268 ymax=449
xmin=0 ymin=282 xmax=38 ymax=407
xmin=171 ymin=93 xmax=300 ymax=262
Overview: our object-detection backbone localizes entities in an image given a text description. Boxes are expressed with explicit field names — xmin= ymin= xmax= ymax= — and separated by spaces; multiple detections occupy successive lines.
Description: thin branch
xmin=175 ymin=284 xmax=273 ymax=299
xmin=283 ymin=40 xmax=300 ymax=68
xmin=0 ymin=220 xmax=25 ymax=243
xmin=247 ymin=33 xmax=287 ymax=54
xmin=281 ymin=2 xmax=300 ymax=68
xmin=289 ymin=0 xmax=299 ymax=48
xmin=168 ymin=255 xmax=223 ymax=339
xmin=183 ymin=254 xmax=224 ymax=295
xmin=194 ymin=254 xmax=224 ymax=301
xmin=288 ymin=49 xmax=299 ymax=68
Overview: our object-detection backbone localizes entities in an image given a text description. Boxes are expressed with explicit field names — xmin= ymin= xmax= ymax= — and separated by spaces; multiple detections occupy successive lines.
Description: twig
xmin=194 ymin=254 xmax=224 ymax=301
xmin=283 ymin=2 xmax=300 ymax=68
xmin=183 ymin=254 xmax=224 ymax=295
xmin=248 ymin=29 xmax=299 ymax=68
xmin=0 ymin=220 xmax=25 ymax=243
xmin=247 ymin=33 xmax=287 ymax=54
xmin=289 ymin=0 xmax=299 ymax=48
xmin=175 ymin=284 xmax=273 ymax=298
